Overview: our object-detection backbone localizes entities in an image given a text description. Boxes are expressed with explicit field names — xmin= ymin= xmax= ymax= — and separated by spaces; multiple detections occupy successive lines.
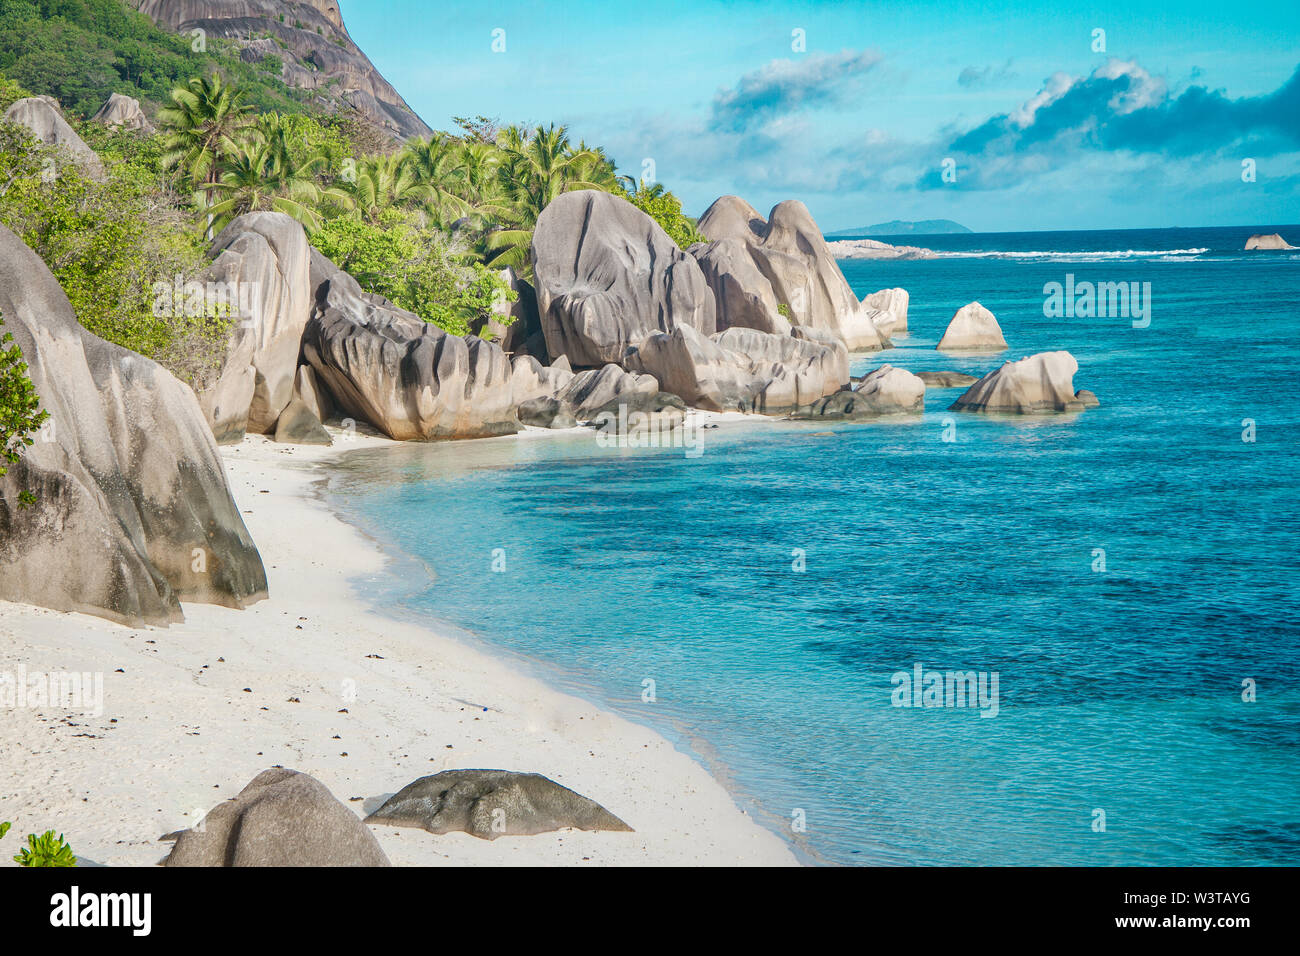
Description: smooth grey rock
xmin=936 ymin=301 xmax=1007 ymax=352
xmin=950 ymin=351 xmax=1090 ymax=413
xmin=3 ymin=96 xmax=105 ymax=179
xmin=91 ymin=92 xmax=153 ymax=132
xmin=165 ymin=769 xmax=390 ymax=867
xmin=0 ymin=223 xmax=267 ymax=626
xmin=794 ymin=364 xmax=925 ymax=419
xmin=302 ymin=254 xmax=518 ymax=440
xmin=517 ymin=396 xmax=577 ymax=429
xmin=272 ymin=396 xmax=332 ymax=445
xmin=862 ymin=287 xmax=910 ymax=334
xmin=511 ymin=354 xmax=574 ymax=406
xmin=365 ymin=770 xmax=633 ymax=840
xmin=1244 ymin=233 xmax=1296 ymax=250
xmin=293 ymin=363 xmax=333 ymax=423
xmin=484 ymin=267 xmax=547 ymax=360
xmin=917 ymin=370 xmax=978 ymax=388
xmin=200 ymin=213 xmax=313 ymax=436
xmin=531 ymin=190 xmax=716 ymax=367
xmin=556 ymin=363 xmax=660 ymax=419
xmin=1075 ymin=388 xmax=1100 ymax=408
xmin=694 ymin=196 xmax=891 ymax=351
xmin=689 ymin=237 xmax=791 ymax=335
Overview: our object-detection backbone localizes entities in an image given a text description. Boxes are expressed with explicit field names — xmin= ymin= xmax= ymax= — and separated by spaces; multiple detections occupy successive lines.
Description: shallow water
xmin=325 ymin=224 xmax=1300 ymax=865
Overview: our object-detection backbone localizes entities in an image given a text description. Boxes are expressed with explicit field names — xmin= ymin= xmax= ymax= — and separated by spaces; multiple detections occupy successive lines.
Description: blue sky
xmin=340 ymin=0 xmax=1300 ymax=232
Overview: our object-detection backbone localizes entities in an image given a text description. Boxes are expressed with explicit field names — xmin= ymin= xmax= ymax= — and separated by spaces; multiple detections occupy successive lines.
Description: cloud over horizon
xmin=708 ymin=49 xmax=882 ymax=133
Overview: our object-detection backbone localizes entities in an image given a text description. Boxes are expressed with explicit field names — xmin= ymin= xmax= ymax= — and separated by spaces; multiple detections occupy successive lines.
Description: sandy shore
xmin=0 ymin=426 xmax=796 ymax=866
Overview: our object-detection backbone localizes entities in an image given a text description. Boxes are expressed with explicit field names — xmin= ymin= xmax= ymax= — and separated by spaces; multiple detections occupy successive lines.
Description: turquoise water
xmin=324 ymin=226 xmax=1300 ymax=865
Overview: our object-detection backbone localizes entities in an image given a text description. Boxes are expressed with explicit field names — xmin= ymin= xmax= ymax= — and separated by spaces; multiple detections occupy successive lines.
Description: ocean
xmin=323 ymin=224 xmax=1300 ymax=865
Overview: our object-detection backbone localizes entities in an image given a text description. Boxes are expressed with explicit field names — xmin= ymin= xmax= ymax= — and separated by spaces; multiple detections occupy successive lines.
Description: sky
xmin=339 ymin=0 xmax=1300 ymax=232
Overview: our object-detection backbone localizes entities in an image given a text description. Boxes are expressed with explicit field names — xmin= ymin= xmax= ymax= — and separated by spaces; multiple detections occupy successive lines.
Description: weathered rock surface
xmin=936 ymin=301 xmax=1007 ymax=352
xmin=511 ymin=354 xmax=573 ymax=406
xmin=531 ymin=190 xmax=716 ymax=368
xmin=1075 ymin=388 xmax=1100 ymax=408
xmin=556 ymin=363 xmax=660 ymax=419
xmin=165 ymin=769 xmax=390 ymax=866
xmin=132 ymin=0 xmax=430 ymax=140
xmin=694 ymin=196 xmax=891 ymax=351
xmin=480 ymin=267 xmax=546 ymax=360
xmin=292 ymin=363 xmax=333 ymax=423
xmin=91 ymin=92 xmax=153 ymax=132
xmin=302 ymin=254 xmax=518 ymax=440
xmin=918 ymin=370 xmax=978 ymax=388
xmin=624 ymin=324 xmax=847 ymax=414
xmin=366 ymin=769 xmax=632 ymax=840
xmin=794 ymin=364 xmax=925 ymax=419
xmin=517 ymin=396 xmax=577 ymax=429
xmin=272 ymin=396 xmax=331 ymax=445
xmin=950 ymin=351 xmax=1092 ymax=413
xmin=824 ymin=238 xmax=936 ymax=260
xmin=863 ymin=287 xmax=909 ymax=334
xmin=0 ymin=223 xmax=267 ymax=625
xmin=3 ymin=96 xmax=105 ymax=179
xmin=1244 ymin=233 xmax=1296 ymax=250
xmin=200 ymin=213 xmax=313 ymax=437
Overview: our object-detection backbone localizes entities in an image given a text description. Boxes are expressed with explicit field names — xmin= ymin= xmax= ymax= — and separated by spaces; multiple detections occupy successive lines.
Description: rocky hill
xmin=131 ymin=0 xmax=430 ymax=139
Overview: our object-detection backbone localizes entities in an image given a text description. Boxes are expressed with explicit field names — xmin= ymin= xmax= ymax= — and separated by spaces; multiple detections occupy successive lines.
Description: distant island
xmin=826 ymin=219 xmax=973 ymax=237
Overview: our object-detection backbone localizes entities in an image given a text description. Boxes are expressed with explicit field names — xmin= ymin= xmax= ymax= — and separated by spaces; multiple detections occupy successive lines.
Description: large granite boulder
xmin=1245 ymin=233 xmax=1295 ymax=250
xmin=90 ymin=92 xmax=153 ymax=133
xmin=3 ymin=96 xmax=105 ymax=179
xmin=556 ymin=363 xmax=660 ymax=419
xmin=936 ymin=301 xmax=1007 ymax=352
xmin=794 ymin=364 xmax=925 ymax=419
xmin=164 ymin=769 xmax=390 ymax=867
xmin=511 ymin=354 xmax=573 ymax=405
xmin=863 ymin=287 xmax=909 ymax=335
xmin=0 ymin=224 xmax=267 ymax=626
xmin=480 ymin=267 xmax=547 ymax=360
xmin=198 ymin=213 xmax=313 ymax=439
xmin=694 ymin=196 xmax=891 ymax=351
xmin=624 ymin=324 xmax=847 ymax=413
xmin=366 ymin=769 xmax=632 ymax=840
xmin=950 ymin=351 xmax=1092 ymax=413
xmin=302 ymin=254 xmax=518 ymax=440
xmin=531 ymin=190 xmax=716 ymax=367
xmin=272 ymin=396 xmax=331 ymax=445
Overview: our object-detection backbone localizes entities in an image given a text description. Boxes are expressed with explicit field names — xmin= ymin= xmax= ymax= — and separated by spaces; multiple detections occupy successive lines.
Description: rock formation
xmin=531 ymin=190 xmax=716 ymax=368
xmin=795 ymin=364 xmax=925 ymax=419
xmin=823 ymin=238 xmax=936 ymax=260
xmin=1244 ymin=234 xmax=1296 ymax=250
xmin=950 ymin=351 xmax=1093 ymax=413
xmin=302 ymin=253 xmax=517 ymax=440
xmin=131 ymin=0 xmax=430 ymax=139
xmin=936 ymin=301 xmax=1007 ymax=351
xmin=692 ymin=196 xmax=892 ymax=351
xmin=90 ymin=92 xmax=154 ymax=132
xmin=624 ymin=324 xmax=847 ymax=414
xmin=862 ymin=287 xmax=909 ymax=335
xmin=0 ymin=224 xmax=267 ymax=626
xmin=918 ymin=370 xmax=978 ymax=388
xmin=366 ymin=769 xmax=632 ymax=840
xmin=164 ymin=769 xmax=390 ymax=866
xmin=3 ymin=96 xmax=105 ymax=179
xmin=198 ymin=212 xmax=314 ymax=439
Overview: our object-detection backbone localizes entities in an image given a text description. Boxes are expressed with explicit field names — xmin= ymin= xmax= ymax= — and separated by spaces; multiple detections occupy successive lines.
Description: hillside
xmin=826 ymin=219 xmax=972 ymax=237
xmin=0 ymin=0 xmax=427 ymax=141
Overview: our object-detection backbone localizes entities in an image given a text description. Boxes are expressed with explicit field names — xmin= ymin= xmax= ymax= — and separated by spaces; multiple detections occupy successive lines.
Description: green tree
xmin=0 ymin=325 xmax=48 ymax=507
xmin=158 ymin=72 xmax=255 ymax=222
xmin=625 ymin=181 xmax=705 ymax=249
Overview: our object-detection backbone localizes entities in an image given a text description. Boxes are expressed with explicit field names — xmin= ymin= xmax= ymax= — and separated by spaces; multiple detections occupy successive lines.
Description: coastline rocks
xmin=1244 ymin=234 xmax=1296 ymax=250
xmin=302 ymin=256 xmax=518 ymax=440
xmin=794 ymin=364 xmax=925 ymax=419
xmin=862 ymin=288 xmax=909 ymax=335
xmin=517 ymin=396 xmax=577 ymax=429
xmin=694 ymin=196 xmax=891 ymax=351
xmin=531 ymin=190 xmax=716 ymax=367
xmin=165 ymin=769 xmax=390 ymax=867
xmin=366 ymin=770 xmax=633 ymax=840
xmin=689 ymin=237 xmax=792 ymax=335
xmin=511 ymin=354 xmax=574 ymax=406
xmin=918 ymin=370 xmax=978 ymax=388
xmin=3 ymin=96 xmax=105 ymax=179
xmin=823 ymin=238 xmax=936 ymax=260
xmin=1075 ymin=388 xmax=1100 ymax=408
xmin=936 ymin=301 xmax=1007 ymax=352
xmin=272 ymin=396 xmax=331 ymax=445
xmin=950 ymin=351 xmax=1091 ymax=413
xmin=624 ymin=324 xmax=847 ymax=414
xmin=201 ymin=212 xmax=314 ymax=437
xmin=0 ymin=223 xmax=267 ymax=625
xmin=293 ymin=363 xmax=333 ymax=423
xmin=91 ymin=92 xmax=153 ymax=132
xmin=557 ymin=363 xmax=660 ymax=419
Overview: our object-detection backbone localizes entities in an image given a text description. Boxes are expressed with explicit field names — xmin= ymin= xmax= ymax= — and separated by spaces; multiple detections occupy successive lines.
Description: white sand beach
xmin=0 ymin=428 xmax=796 ymax=867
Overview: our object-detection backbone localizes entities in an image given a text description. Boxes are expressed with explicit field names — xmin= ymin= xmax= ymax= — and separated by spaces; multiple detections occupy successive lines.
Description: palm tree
xmin=483 ymin=124 xmax=620 ymax=270
xmin=403 ymin=134 xmax=473 ymax=228
xmin=204 ymin=134 xmax=338 ymax=233
xmin=158 ymin=73 xmax=254 ymax=234
xmin=342 ymin=153 xmax=424 ymax=224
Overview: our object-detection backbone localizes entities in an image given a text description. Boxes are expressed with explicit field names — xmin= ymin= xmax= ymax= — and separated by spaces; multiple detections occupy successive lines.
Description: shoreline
xmin=0 ymin=426 xmax=797 ymax=867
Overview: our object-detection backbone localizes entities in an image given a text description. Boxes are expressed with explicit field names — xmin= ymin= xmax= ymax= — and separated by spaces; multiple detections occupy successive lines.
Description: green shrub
xmin=626 ymin=183 xmax=705 ymax=249
xmin=13 ymin=830 xmax=77 ymax=867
